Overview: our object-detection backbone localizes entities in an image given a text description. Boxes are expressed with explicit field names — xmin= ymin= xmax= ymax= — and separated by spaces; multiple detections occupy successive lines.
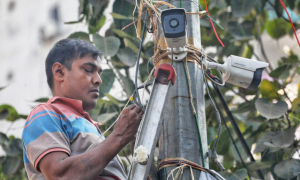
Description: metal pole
xmin=158 ymin=0 xmax=208 ymax=179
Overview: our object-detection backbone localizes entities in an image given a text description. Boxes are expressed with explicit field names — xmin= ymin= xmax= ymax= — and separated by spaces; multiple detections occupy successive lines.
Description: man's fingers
xmin=133 ymin=104 xmax=142 ymax=113
xmin=137 ymin=111 xmax=144 ymax=120
xmin=127 ymin=104 xmax=137 ymax=110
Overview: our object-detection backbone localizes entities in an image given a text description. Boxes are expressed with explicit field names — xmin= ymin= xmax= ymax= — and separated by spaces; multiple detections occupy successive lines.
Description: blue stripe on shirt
xmin=22 ymin=115 xmax=66 ymax=146
xmin=70 ymin=117 xmax=100 ymax=140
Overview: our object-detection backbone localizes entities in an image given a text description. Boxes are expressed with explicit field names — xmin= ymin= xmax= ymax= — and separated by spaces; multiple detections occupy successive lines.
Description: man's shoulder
xmin=28 ymin=103 xmax=55 ymax=117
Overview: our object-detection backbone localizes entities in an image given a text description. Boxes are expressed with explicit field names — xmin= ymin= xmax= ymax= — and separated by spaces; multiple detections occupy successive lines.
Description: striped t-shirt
xmin=22 ymin=96 xmax=127 ymax=180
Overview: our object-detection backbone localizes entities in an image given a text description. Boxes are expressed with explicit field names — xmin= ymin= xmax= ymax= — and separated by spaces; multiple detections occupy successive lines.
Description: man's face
xmin=61 ymin=55 xmax=102 ymax=111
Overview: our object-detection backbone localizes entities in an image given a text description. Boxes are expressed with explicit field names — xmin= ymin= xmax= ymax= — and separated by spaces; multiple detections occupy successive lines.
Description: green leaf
xmin=124 ymin=38 xmax=145 ymax=58
xmin=227 ymin=21 xmax=253 ymax=40
xmin=117 ymin=48 xmax=136 ymax=67
xmin=96 ymin=112 xmax=118 ymax=124
xmin=68 ymin=32 xmax=90 ymax=42
xmin=111 ymin=56 xmax=128 ymax=69
xmin=112 ymin=0 xmax=136 ymax=37
xmin=99 ymin=69 xmax=115 ymax=98
xmin=0 ymin=133 xmax=9 ymax=146
xmin=144 ymin=42 xmax=154 ymax=59
xmin=3 ymin=139 xmax=23 ymax=157
xmin=259 ymin=80 xmax=279 ymax=100
xmin=118 ymin=72 xmax=135 ymax=97
xmin=269 ymin=64 xmax=291 ymax=79
xmin=231 ymin=0 xmax=256 ymax=18
xmin=95 ymin=15 xmax=106 ymax=30
xmin=231 ymin=138 xmax=253 ymax=162
xmin=0 ymin=156 xmax=6 ymax=165
xmin=232 ymin=97 xmax=257 ymax=113
xmin=64 ymin=16 xmax=84 ymax=24
xmin=34 ymin=97 xmax=49 ymax=103
xmin=297 ymin=67 xmax=300 ymax=76
xmin=255 ymin=98 xmax=288 ymax=119
xmin=292 ymin=97 xmax=300 ymax=113
xmin=89 ymin=26 xmax=97 ymax=34
xmin=2 ymin=156 xmax=21 ymax=176
xmin=216 ymin=130 xmax=231 ymax=155
xmin=274 ymin=159 xmax=300 ymax=179
xmin=139 ymin=62 xmax=154 ymax=82
xmin=287 ymin=0 xmax=296 ymax=9
xmin=247 ymin=161 xmax=272 ymax=171
xmin=111 ymin=12 xmax=133 ymax=20
xmin=254 ymin=131 xmax=272 ymax=153
xmin=93 ymin=34 xmax=121 ymax=57
xmin=227 ymin=168 xmax=248 ymax=180
xmin=271 ymin=128 xmax=295 ymax=148
xmin=209 ymin=0 xmax=227 ymax=9
xmin=113 ymin=29 xmax=133 ymax=39
xmin=89 ymin=0 xmax=109 ymax=13
xmin=242 ymin=45 xmax=253 ymax=59
xmin=0 ymin=110 xmax=9 ymax=120
xmin=0 ymin=104 xmax=20 ymax=121
xmin=105 ymin=93 xmax=119 ymax=105
xmin=282 ymin=53 xmax=299 ymax=65
xmin=266 ymin=18 xmax=291 ymax=39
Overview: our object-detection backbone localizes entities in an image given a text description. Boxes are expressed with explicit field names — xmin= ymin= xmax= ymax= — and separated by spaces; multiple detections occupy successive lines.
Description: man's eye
xmin=85 ymin=69 xmax=92 ymax=73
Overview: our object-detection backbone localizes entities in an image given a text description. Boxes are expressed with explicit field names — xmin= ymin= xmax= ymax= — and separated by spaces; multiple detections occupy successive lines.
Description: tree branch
xmin=288 ymin=67 xmax=299 ymax=83
xmin=6 ymin=121 xmax=15 ymax=134
xmin=256 ymin=36 xmax=274 ymax=71
xmin=105 ymin=58 xmax=124 ymax=87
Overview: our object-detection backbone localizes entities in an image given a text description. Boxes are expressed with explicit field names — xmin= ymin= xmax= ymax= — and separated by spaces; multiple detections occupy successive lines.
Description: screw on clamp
xmin=153 ymin=64 xmax=177 ymax=85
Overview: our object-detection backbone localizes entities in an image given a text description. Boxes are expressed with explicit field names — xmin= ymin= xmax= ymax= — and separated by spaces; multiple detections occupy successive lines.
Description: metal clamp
xmin=153 ymin=64 xmax=177 ymax=85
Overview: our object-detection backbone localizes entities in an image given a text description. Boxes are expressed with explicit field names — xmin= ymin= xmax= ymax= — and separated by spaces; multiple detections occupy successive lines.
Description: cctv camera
xmin=205 ymin=55 xmax=269 ymax=89
xmin=161 ymin=8 xmax=187 ymax=48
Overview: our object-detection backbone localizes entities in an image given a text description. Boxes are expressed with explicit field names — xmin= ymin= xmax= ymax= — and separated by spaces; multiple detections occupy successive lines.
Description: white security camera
xmin=161 ymin=8 xmax=187 ymax=48
xmin=205 ymin=55 xmax=269 ymax=89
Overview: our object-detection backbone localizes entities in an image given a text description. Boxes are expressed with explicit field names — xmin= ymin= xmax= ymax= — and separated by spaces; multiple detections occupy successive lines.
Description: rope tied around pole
xmin=150 ymin=44 xmax=207 ymax=68
xmin=158 ymin=158 xmax=217 ymax=180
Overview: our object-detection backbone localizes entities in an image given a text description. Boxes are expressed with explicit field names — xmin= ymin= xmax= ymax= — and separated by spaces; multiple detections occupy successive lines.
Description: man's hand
xmin=111 ymin=104 xmax=143 ymax=147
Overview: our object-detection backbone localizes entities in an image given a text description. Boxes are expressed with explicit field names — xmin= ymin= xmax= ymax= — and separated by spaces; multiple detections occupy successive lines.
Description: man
xmin=22 ymin=39 xmax=143 ymax=180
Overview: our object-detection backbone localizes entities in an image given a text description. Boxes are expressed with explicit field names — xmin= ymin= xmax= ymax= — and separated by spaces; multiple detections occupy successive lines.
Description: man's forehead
xmin=75 ymin=55 xmax=102 ymax=69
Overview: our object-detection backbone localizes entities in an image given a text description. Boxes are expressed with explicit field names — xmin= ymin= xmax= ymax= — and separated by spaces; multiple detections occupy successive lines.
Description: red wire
xmin=279 ymin=0 xmax=300 ymax=47
xmin=204 ymin=0 xmax=225 ymax=47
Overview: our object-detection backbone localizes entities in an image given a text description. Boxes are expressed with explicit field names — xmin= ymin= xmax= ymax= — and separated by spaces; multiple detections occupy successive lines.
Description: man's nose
xmin=93 ymin=73 xmax=102 ymax=87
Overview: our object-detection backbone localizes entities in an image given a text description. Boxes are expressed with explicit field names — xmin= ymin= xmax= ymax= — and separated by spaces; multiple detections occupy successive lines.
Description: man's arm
xmin=39 ymin=104 xmax=143 ymax=180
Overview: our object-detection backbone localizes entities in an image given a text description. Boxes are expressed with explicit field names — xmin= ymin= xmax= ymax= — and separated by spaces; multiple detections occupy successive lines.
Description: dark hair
xmin=45 ymin=39 xmax=101 ymax=90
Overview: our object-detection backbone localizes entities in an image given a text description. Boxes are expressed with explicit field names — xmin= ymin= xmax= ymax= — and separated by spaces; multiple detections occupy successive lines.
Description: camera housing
xmin=205 ymin=55 xmax=269 ymax=89
xmin=161 ymin=8 xmax=187 ymax=48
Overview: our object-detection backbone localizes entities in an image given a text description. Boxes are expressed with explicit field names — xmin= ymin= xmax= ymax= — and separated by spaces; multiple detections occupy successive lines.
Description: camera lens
xmin=169 ymin=18 xmax=179 ymax=28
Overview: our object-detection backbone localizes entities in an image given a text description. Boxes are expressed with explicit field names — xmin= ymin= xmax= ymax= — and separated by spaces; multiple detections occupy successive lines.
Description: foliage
xmin=0 ymin=97 xmax=27 ymax=179
xmin=1 ymin=0 xmax=300 ymax=179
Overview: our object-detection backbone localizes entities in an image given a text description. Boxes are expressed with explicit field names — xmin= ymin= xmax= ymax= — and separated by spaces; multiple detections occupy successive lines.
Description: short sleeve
xmin=22 ymin=104 xmax=71 ymax=171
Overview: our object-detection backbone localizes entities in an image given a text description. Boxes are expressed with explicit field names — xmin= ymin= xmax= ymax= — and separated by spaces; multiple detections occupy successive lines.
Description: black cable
xmin=206 ymin=76 xmax=251 ymax=178
xmin=132 ymin=83 xmax=153 ymax=105
xmin=134 ymin=14 xmax=149 ymax=112
xmin=200 ymin=59 xmax=222 ymax=154
xmin=200 ymin=58 xmax=224 ymax=171
xmin=212 ymin=79 xmax=265 ymax=180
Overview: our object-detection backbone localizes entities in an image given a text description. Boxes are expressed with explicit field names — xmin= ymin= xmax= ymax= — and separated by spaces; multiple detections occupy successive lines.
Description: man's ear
xmin=52 ymin=62 xmax=66 ymax=84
